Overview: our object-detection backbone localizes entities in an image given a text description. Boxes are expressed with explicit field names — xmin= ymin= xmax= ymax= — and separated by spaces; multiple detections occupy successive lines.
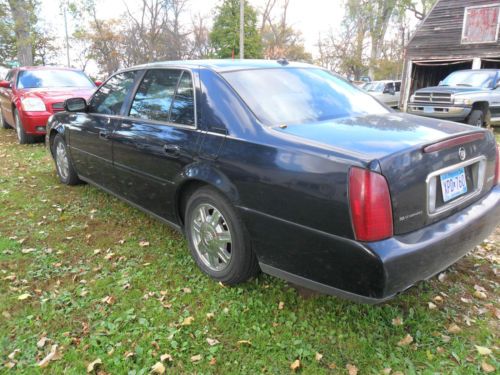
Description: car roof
xmin=123 ymin=59 xmax=317 ymax=73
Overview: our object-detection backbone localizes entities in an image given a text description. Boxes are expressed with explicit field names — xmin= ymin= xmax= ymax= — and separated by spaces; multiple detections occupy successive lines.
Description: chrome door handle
xmin=163 ymin=144 xmax=180 ymax=157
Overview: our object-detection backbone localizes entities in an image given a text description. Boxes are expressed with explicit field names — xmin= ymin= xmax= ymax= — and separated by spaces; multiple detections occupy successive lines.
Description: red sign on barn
xmin=461 ymin=4 xmax=500 ymax=44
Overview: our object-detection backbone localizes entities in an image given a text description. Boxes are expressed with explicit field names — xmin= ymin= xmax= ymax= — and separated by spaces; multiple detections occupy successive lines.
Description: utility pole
xmin=63 ymin=4 xmax=70 ymax=67
xmin=239 ymin=0 xmax=244 ymax=59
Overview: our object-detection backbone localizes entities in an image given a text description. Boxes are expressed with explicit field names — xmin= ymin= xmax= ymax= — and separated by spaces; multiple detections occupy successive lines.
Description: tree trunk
xmin=8 ymin=0 xmax=34 ymax=66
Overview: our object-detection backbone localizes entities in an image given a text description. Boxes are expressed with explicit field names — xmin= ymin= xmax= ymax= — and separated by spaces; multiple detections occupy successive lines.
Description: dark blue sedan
xmin=46 ymin=60 xmax=500 ymax=303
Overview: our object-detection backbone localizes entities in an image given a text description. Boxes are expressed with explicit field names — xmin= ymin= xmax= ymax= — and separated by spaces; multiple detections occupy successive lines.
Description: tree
xmin=259 ymin=0 xmax=311 ymax=61
xmin=0 ymin=0 xmax=17 ymax=63
xmin=7 ymin=0 xmax=37 ymax=66
xmin=210 ymin=0 xmax=262 ymax=59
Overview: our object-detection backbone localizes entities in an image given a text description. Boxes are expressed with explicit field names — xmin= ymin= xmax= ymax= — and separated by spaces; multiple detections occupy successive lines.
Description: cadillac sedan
xmin=46 ymin=60 xmax=500 ymax=303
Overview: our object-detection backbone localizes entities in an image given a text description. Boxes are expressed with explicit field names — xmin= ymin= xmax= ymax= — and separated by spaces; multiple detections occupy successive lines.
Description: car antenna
xmin=277 ymin=58 xmax=289 ymax=66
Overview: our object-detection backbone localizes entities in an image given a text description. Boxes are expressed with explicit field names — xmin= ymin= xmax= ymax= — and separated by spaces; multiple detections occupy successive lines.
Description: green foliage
xmin=210 ymin=0 xmax=262 ymax=59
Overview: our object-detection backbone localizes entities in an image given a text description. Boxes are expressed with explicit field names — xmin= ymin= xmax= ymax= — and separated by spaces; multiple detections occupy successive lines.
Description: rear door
xmin=111 ymin=68 xmax=200 ymax=221
xmin=0 ymin=70 xmax=16 ymax=125
xmin=67 ymin=71 xmax=137 ymax=187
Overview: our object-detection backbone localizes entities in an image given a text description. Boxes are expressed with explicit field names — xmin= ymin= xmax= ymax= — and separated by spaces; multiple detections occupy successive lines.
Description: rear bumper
xmin=407 ymin=104 xmax=471 ymax=121
xmin=255 ymin=185 xmax=500 ymax=303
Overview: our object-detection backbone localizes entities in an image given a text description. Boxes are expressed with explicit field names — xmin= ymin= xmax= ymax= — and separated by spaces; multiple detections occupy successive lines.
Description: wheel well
xmin=176 ymin=180 xmax=210 ymax=226
xmin=471 ymin=101 xmax=489 ymax=115
xmin=48 ymin=130 xmax=59 ymax=155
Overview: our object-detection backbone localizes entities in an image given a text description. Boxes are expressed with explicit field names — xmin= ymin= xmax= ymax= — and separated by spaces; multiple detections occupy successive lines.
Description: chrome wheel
xmin=55 ymin=142 xmax=69 ymax=180
xmin=190 ymin=203 xmax=232 ymax=272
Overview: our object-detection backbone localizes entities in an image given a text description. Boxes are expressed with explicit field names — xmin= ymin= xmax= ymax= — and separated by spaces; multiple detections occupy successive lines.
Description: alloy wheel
xmin=55 ymin=142 xmax=70 ymax=180
xmin=190 ymin=203 xmax=232 ymax=272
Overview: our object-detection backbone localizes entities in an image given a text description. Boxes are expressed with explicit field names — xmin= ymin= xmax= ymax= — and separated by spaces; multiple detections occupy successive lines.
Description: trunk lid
xmin=274 ymin=113 xmax=498 ymax=235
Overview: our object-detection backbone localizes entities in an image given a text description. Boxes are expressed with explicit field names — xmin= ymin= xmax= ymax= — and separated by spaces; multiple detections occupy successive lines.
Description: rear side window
xmin=89 ymin=71 xmax=136 ymax=115
xmin=129 ymin=69 xmax=181 ymax=122
xmin=395 ymin=82 xmax=401 ymax=92
xmin=170 ymin=72 xmax=195 ymax=126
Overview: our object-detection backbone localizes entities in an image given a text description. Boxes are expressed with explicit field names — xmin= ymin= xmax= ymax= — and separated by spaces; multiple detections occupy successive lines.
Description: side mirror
xmin=64 ymin=97 xmax=87 ymax=112
xmin=0 ymin=80 xmax=11 ymax=89
xmin=94 ymin=80 xmax=103 ymax=87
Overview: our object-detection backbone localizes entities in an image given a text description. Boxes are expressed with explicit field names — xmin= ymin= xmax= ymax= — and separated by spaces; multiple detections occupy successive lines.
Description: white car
xmin=363 ymin=80 xmax=401 ymax=108
xmin=0 ymin=66 xmax=8 ymax=80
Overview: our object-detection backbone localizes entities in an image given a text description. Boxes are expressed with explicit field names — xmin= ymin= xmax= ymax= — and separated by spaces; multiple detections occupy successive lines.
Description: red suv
xmin=0 ymin=66 xmax=97 ymax=144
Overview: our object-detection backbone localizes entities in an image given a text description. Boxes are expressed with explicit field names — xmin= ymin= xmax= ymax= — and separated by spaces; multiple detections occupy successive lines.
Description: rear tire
xmin=14 ymin=108 xmax=34 ymax=144
xmin=52 ymin=134 xmax=81 ymax=185
xmin=466 ymin=109 xmax=484 ymax=127
xmin=184 ymin=186 xmax=260 ymax=285
xmin=0 ymin=107 xmax=10 ymax=129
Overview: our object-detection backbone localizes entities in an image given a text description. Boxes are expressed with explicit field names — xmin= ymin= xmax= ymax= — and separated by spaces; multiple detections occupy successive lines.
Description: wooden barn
xmin=400 ymin=0 xmax=500 ymax=111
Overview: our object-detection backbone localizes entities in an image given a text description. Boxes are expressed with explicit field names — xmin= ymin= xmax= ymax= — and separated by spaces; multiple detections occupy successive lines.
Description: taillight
xmin=349 ymin=167 xmax=393 ymax=242
xmin=495 ymin=144 xmax=500 ymax=185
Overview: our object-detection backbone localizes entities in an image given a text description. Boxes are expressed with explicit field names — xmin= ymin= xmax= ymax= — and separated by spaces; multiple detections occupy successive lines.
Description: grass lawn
xmin=0 ymin=128 xmax=498 ymax=374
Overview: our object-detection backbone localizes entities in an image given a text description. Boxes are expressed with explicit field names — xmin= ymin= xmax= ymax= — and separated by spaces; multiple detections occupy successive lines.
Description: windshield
xmin=223 ymin=68 xmax=389 ymax=126
xmin=363 ymin=82 xmax=385 ymax=92
xmin=439 ymin=70 xmax=497 ymax=88
xmin=17 ymin=69 xmax=94 ymax=89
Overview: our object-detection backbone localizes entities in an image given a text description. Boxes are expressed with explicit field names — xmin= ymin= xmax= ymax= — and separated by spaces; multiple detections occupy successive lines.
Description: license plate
xmin=440 ymin=167 xmax=467 ymax=202
xmin=423 ymin=106 xmax=433 ymax=113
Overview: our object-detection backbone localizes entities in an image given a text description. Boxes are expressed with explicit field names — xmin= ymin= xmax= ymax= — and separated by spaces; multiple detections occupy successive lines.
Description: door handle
xmin=99 ymin=131 xmax=110 ymax=140
xmin=163 ymin=144 xmax=180 ymax=157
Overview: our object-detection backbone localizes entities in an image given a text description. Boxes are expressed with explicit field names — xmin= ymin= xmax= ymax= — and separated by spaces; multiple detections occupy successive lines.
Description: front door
xmin=68 ymin=71 xmax=137 ymax=187
xmin=111 ymin=69 xmax=200 ymax=221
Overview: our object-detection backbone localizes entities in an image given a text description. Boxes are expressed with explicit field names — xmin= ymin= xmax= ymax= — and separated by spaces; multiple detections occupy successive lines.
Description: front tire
xmin=14 ymin=108 xmax=34 ymax=144
xmin=184 ymin=186 xmax=260 ymax=285
xmin=466 ymin=109 xmax=484 ymax=127
xmin=52 ymin=134 xmax=80 ymax=185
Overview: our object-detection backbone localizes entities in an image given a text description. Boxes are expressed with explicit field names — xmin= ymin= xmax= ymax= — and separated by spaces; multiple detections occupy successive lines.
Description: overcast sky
xmin=39 ymin=0 xmax=346 ymax=74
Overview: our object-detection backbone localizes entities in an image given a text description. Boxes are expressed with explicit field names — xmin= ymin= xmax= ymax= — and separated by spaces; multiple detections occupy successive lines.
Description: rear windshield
xmin=17 ymin=70 xmax=94 ymax=89
xmin=222 ymin=68 xmax=389 ymax=126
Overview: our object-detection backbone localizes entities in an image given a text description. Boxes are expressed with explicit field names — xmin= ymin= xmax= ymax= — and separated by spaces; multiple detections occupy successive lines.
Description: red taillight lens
xmin=349 ymin=167 xmax=393 ymax=242
xmin=495 ymin=144 xmax=500 ymax=185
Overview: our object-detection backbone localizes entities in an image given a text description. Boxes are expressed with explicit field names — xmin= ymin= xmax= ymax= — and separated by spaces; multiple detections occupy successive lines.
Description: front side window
xmin=89 ymin=71 xmax=136 ymax=115
xmin=130 ymin=69 xmax=181 ymax=122
xmin=17 ymin=69 xmax=94 ymax=89
xmin=170 ymin=72 xmax=195 ymax=125
xmin=223 ymin=68 xmax=389 ymax=126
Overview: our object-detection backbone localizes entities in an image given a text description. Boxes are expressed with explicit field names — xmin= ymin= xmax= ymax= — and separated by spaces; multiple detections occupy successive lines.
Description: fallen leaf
xmin=182 ymin=287 xmax=192 ymax=293
xmin=382 ymin=368 xmax=392 ymax=374
xmin=237 ymin=340 xmax=252 ymax=346
xmin=206 ymin=338 xmax=220 ymax=346
xmin=8 ymin=349 xmax=20 ymax=360
xmin=481 ymin=361 xmax=495 ymax=373
xmin=441 ymin=335 xmax=451 ymax=343
xmin=474 ymin=290 xmax=487 ymax=300
xmin=38 ymin=344 xmax=61 ymax=368
xmin=181 ymin=316 xmax=194 ymax=326
xmin=37 ymin=336 xmax=49 ymax=349
xmin=101 ymin=296 xmax=115 ymax=305
xmin=290 ymin=359 xmax=300 ymax=372
xmin=160 ymin=353 xmax=173 ymax=362
xmin=315 ymin=352 xmax=323 ymax=361
xmin=391 ymin=317 xmax=403 ymax=326
xmin=124 ymin=351 xmax=134 ymax=359
xmin=151 ymin=361 xmax=165 ymax=374
xmin=206 ymin=312 xmax=215 ymax=320
xmin=86 ymin=358 xmax=102 ymax=373
xmin=191 ymin=354 xmax=202 ymax=362
xmin=139 ymin=241 xmax=150 ymax=247
xmin=447 ymin=324 xmax=461 ymax=334
xmin=209 ymin=357 xmax=217 ymax=366
xmin=428 ymin=302 xmax=437 ymax=310
xmin=475 ymin=345 xmax=492 ymax=355
xmin=2 ymin=311 xmax=11 ymax=319
xmin=438 ymin=273 xmax=447 ymax=282
xmin=346 ymin=363 xmax=358 ymax=375
xmin=18 ymin=293 xmax=30 ymax=300
xmin=433 ymin=295 xmax=444 ymax=303
xmin=397 ymin=334 xmax=413 ymax=346
xmin=21 ymin=248 xmax=36 ymax=254
xmin=328 ymin=362 xmax=337 ymax=369
xmin=278 ymin=301 xmax=285 ymax=310
xmin=4 ymin=362 xmax=15 ymax=369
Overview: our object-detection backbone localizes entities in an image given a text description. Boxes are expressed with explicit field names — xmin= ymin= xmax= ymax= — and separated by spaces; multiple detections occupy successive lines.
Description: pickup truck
xmin=363 ymin=80 xmax=401 ymax=108
xmin=407 ymin=69 xmax=500 ymax=127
